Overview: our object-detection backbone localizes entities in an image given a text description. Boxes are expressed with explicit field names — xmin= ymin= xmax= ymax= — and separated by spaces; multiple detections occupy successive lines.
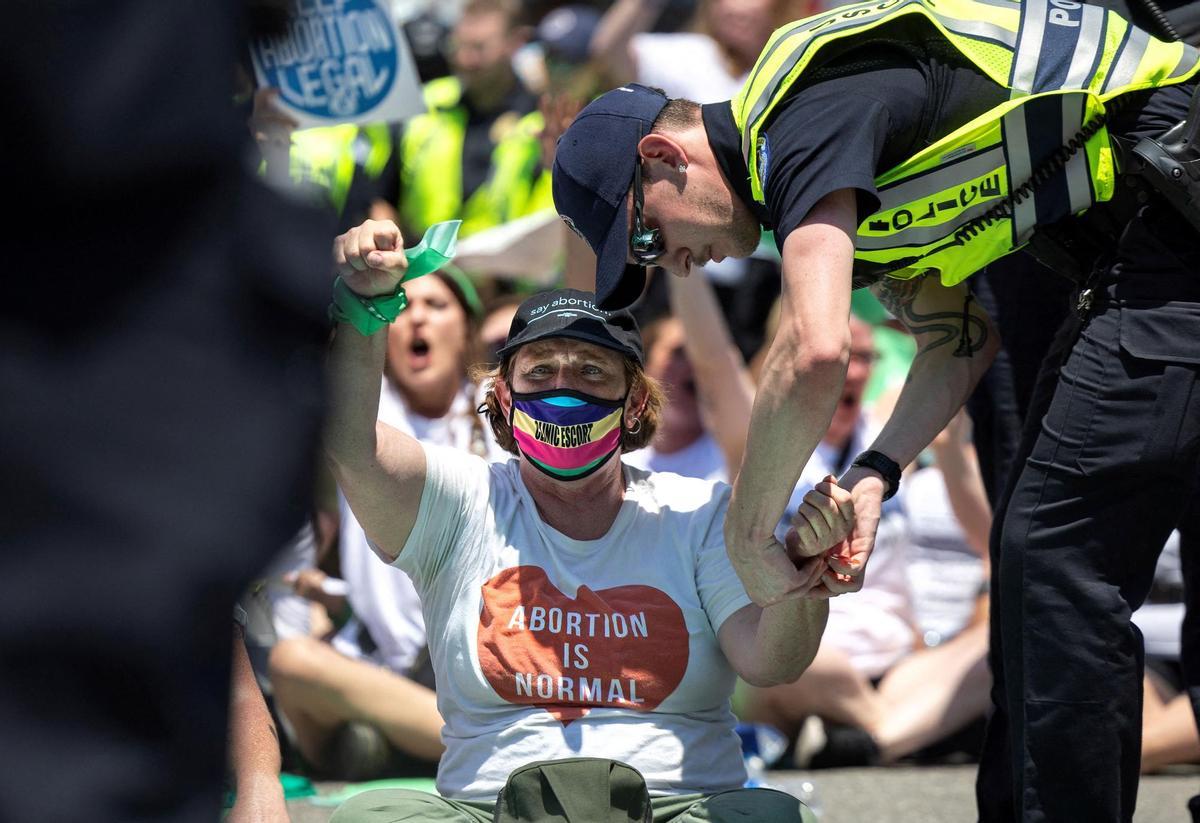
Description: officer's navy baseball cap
xmin=552 ymin=83 xmax=669 ymax=310
xmin=497 ymin=289 xmax=644 ymax=365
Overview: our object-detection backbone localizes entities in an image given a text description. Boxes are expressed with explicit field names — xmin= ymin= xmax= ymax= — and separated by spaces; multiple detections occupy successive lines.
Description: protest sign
xmin=249 ymin=0 xmax=425 ymax=128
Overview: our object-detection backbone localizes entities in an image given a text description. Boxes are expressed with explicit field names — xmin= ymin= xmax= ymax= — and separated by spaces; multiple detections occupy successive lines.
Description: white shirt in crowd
xmin=900 ymin=466 xmax=986 ymax=647
xmin=630 ymin=32 xmax=747 ymax=103
xmin=622 ymin=432 xmax=727 ymax=483
xmin=392 ymin=444 xmax=754 ymax=799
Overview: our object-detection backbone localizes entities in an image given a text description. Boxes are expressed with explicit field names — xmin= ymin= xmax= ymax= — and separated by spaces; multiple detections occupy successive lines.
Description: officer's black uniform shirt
xmin=704 ymin=42 xmax=1195 ymax=257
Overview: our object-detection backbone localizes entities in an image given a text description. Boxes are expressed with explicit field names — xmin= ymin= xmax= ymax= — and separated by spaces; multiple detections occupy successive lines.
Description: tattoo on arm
xmin=875 ymin=275 xmax=989 ymax=358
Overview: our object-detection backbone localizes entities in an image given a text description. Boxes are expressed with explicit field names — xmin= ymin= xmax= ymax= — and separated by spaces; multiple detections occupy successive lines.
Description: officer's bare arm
xmin=865 ymin=272 xmax=1000 ymax=471
xmin=724 ymin=188 xmax=857 ymax=605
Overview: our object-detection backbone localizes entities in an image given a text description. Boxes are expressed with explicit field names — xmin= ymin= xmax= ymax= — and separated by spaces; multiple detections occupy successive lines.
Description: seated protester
xmin=324 ymin=224 xmax=842 ymax=822
xmin=270 ymin=270 xmax=499 ymax=779
xmin=623 ymin=270 xmax=754 ymax=482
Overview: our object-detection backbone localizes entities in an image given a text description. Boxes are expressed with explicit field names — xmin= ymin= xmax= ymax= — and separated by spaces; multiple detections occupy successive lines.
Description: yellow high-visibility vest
xmin=732 ymin=0 xmax=1199 ymax=285
xmin=286 ymin=123 xmax=392 ymax=216
xmin=399 ymin=76 xmax=552 ymax=239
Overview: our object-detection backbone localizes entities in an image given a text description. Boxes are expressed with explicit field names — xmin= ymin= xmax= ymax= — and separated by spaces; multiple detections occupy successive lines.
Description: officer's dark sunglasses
xmin=630 ymin=156 xmax=666 ymax=265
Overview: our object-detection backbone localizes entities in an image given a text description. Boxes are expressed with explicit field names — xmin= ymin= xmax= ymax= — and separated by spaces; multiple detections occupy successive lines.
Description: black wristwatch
xmin=851 ymin=450 xmax=901 ymax=501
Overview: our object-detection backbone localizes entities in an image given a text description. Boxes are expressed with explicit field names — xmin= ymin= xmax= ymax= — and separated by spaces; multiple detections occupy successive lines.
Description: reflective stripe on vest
xmin=399 ymin=76 xmax=548 ymax=238
xmin=732 ymin=0 xmax=1200 ymax=285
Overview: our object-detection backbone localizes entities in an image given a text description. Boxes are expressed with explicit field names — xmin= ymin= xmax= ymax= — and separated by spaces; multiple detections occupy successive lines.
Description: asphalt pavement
xmin=286 ymin=767 xmax=1199 ymax=822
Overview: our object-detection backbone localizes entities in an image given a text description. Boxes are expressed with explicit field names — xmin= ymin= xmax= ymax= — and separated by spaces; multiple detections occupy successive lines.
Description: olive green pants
xmin=329 ymin=787 xmax=817 ymax=822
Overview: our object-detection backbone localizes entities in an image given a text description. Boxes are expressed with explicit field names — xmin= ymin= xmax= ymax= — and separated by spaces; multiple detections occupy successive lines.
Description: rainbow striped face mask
xmin=509 ymin=388 xmax=626 ymax=481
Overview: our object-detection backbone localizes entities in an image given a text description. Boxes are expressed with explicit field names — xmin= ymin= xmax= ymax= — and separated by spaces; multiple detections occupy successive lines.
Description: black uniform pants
xmin=967 ymin=254 xmax=1074 ymax=505
xmin=976 ymin=207 xmax=1200 ymax=822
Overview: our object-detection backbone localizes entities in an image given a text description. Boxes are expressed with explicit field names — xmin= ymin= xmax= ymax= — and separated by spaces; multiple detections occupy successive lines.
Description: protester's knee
xmin=678 ymin=788 xmax=815 ymax=823
xmin=330 ymin=789 xmax=476 ymax=822
xmin=269 ymin=635 xmax=327 ymax=686
xmin=801 ymin=651 xmax=863 ymax=695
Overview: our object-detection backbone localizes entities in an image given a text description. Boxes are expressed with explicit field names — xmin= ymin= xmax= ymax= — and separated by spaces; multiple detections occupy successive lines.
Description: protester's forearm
xmin=324 ymin=324 xmax=388 ymax=472
xmin=727 ymin=319 xmax=846 ymax=550
xmin=748 ymin=598 xmax=829 ymax=685
xmin=667 ymin=267 xmax=738 ymax=364
xmin=667 ymin=272 xmax=754 ymax=474
xmin=590 ymin=0 xmax=668 ymax=82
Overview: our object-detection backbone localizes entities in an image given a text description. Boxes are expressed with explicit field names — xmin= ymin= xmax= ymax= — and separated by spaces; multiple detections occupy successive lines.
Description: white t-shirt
xmin=395 ymin=445 xmax=753 ymax=799
xmin=622 ymin=433 xmax=727 ymax=482
xmin=901 ymin=467 xmax=985 ymax=646
xmin=1132 ymin=531 xmax=1183 ymax=659
xmin=630 ymin=33 xmax=747 ymax=103
xmin=262 ymin=523 xmax=319 ymax=641
xmin=335 ymin=379 xmax=502 ymax=673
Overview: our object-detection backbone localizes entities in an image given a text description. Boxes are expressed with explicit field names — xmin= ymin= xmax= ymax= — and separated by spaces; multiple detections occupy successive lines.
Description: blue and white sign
xmin=249 ymin=0 xmax=425 ymax=128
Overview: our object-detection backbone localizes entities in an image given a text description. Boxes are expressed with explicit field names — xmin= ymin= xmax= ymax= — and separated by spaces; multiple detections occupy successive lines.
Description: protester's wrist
xmin=329 ymin=276 xmax=407 ymax=336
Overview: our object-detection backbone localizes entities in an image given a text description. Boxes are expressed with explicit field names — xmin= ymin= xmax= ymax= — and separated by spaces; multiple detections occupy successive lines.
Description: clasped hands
xmin=730 ymin=470 xmax=885 ymax=607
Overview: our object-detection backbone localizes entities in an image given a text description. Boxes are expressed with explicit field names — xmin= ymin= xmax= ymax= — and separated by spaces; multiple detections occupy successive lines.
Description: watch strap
xmin=851 ymin=449 xmax=901 ymax=501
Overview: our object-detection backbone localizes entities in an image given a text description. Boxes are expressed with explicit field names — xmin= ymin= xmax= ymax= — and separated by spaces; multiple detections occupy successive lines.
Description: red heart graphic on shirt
xmin=477 ymin=565 xmax=689 ymax=725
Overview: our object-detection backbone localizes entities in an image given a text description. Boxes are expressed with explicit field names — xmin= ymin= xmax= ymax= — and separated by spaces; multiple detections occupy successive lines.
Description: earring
xmin=628 ymin=418 xmax=642 ymax=436
xmin=677 ymin=163 xmax=687 ymax=173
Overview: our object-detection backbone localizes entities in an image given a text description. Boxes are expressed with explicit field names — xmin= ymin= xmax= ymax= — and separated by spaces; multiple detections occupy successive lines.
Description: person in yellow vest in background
xmin=249 ymin=87 xmax=395 ymax=231
xmin=287 ymin=123 xmax=394 ymax=228
xmin=551 ymin=1 xmax=1200 ymax=819
xmin=377 ymin=0 xmax=551 ymax=242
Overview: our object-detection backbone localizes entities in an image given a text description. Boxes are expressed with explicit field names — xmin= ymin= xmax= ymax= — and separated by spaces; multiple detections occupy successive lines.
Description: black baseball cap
xmin=496 ymin=289 xmax=644 ymax=364
xmin=552 ymin=84 xmax=669 ymax=310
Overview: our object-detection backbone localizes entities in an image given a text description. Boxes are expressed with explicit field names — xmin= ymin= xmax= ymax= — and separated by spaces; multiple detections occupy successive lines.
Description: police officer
xmin=550 ymin=0 xmax=1200 ymax=819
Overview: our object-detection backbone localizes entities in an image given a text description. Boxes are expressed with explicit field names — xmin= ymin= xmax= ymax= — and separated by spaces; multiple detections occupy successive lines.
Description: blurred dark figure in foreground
xmin=0 ymin=2 xmax=332 ymax=821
